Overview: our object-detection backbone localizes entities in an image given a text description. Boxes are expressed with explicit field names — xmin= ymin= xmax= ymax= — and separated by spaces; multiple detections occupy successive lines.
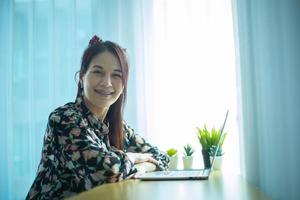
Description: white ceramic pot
xmin=210 ymin=156 xmax=223 ymax=170
xmin=168 ymin=156 xmax=178 ymax=170
xmin=182 ymin=156 xmax=194 ymax=170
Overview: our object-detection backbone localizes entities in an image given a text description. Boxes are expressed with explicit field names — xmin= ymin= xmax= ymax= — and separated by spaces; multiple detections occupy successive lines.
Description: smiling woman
xmin=81 ymin=52 xmax=124 ymax=122
xmin=25 ymin=36 xmax=169 ymax=200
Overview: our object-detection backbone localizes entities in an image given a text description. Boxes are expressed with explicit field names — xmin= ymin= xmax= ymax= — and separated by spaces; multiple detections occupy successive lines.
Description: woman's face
xmin=81 ymin=51 xmax=124 ymax=113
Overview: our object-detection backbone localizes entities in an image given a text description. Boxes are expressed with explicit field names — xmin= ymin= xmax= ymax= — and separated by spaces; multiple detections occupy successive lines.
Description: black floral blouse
xmin=26 ymin=96 xmax=169 ymax=200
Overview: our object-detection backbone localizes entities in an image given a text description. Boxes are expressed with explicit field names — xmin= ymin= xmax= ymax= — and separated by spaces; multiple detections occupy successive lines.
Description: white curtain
xmin=138 ymin=0 xmax=240 ymax=173
xmin=232 ymin=0 xmax=300 ymax=199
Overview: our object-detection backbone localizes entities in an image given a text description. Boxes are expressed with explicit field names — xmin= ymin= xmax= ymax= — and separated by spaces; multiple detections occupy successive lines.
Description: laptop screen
xmin=209 ymin=110 xmax=229 ymax=170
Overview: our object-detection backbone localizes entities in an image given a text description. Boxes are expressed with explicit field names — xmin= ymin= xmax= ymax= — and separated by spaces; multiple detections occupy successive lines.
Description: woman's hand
xmin=126 ymin=152 xmax=159 ymax=177
xmin=126 ymin=152 xmax=159 ymax=165
xmin=134 ymin=162 xmax=157 ymax=174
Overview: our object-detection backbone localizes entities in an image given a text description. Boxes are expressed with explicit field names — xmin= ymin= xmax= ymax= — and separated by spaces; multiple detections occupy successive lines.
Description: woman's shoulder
xmin=123 ymin=121 xmax=135 ymax=138
xmin=122 ymin=121 xmax=131 ymax=131
xmin=48 ymin=102 xmax=82 ymax=124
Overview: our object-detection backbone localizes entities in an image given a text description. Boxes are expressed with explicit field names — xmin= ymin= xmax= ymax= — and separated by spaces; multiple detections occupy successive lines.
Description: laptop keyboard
xmin=155 ymin=170 xmax=204 ymax=177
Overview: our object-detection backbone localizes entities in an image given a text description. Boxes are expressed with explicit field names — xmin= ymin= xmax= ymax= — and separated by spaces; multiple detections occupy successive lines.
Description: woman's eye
xmin=113 ymin=74 xmax=122 ymax=78
xmin=93 ymin=70 xmax=104 ymax=75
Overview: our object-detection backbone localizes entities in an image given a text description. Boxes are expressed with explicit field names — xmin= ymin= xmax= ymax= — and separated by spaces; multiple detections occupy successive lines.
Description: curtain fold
xmin=232 ymin=0 xmax=300 ymax=199
xmin=0 ymin=1 xmax=12 ymax=199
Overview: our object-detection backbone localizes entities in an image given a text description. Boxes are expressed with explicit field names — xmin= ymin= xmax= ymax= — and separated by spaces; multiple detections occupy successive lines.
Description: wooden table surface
xmin=68 ymin=171 xmax=270 ymax=200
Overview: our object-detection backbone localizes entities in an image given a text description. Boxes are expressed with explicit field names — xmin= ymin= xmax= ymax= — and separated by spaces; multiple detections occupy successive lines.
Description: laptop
xmin=135 ymin=110 xmax=229 ymax=180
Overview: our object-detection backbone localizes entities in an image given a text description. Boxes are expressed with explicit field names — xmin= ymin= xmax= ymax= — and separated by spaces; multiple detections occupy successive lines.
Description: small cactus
xmin=183 ymin=144 xmax=194 ymax=156
xmin=209 ymin=145 xmax=224 ymax=156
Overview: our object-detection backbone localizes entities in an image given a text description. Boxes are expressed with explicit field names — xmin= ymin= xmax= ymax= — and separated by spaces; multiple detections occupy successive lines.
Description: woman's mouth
xmin=94 ymin=89 xmax=114 ymax=96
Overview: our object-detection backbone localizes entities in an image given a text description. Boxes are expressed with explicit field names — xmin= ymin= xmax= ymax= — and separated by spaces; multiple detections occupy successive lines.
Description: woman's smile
xmin=94 ymin=88 xmax=115 ymax=97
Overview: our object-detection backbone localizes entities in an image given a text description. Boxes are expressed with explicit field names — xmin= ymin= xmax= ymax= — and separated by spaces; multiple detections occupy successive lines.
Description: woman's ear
xmin=79 ymin=71 xmax=83 ymax=80
xmin=79 ymin=72 xmax=84 ymax=88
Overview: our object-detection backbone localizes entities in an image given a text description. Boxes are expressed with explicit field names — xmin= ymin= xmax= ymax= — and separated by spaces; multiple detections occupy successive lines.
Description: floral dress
xmin=26 ymin=96 xmax=169 ymax=200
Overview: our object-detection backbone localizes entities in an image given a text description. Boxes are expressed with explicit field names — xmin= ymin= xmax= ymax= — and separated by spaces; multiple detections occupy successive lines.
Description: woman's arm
xmin=50 ymin=112 xmax=137 ymax=186
xmin=124 ymin=123 xmax=170 ymax=170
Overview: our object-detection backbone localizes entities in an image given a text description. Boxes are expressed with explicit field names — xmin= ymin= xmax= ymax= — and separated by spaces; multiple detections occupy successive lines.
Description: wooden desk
xmin=68 ymin=171 xmax=269 ymax=200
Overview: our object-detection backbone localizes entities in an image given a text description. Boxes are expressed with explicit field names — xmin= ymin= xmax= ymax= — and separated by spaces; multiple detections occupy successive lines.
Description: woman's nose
xmin=100 ymin=75 xmax=112 ymax=87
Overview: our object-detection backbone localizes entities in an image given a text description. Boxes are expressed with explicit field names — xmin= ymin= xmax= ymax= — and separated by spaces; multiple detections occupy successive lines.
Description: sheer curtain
xmin=138 ymin=0 xmax=240 ymax=172
xmin=0 ymin=0 xmax=146 ymax=199
xmin=232 ymin=0 xmax=300 ymax=199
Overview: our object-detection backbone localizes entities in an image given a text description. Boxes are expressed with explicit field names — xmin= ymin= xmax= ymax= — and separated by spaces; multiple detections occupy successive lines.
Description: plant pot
xmin=182 ymin=156 xmax=194 ymax=170
xmin=168 ymin=156 xmax=178 ymax=170
xmin=210 ymin=155 xmax=223 ymax=170
xmin=201 ymin=150 xmax=211 ymax=169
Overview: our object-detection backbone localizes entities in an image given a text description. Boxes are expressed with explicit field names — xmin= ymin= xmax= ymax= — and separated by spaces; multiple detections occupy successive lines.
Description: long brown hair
xmin=77 ymin=36 xmax=129 ymax=149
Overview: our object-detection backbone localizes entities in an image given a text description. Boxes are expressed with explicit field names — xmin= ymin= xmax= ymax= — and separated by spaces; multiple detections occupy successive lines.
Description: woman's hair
xmin=77 ymin=35 xmax=129 ymax=150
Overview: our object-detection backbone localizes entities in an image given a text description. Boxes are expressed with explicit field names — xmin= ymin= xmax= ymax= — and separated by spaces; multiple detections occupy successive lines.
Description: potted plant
xmin=166 ymin=148 xmax=178 ymax=170
xmin=209 ymin=144 xmax=225 ymax=170
xmin=182 ymin=144 xmax=194 ymax=170
xmin=197 ymin=125 xmax=227 ymax=169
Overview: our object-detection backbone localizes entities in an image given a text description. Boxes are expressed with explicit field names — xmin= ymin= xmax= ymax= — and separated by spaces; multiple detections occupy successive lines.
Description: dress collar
xmin=75 ymin=95 xmax=109 ymax=135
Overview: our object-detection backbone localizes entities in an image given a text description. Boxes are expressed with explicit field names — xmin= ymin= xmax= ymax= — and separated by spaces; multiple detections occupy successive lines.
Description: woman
xmin=26 ymin=35 xmax=169 ymax=199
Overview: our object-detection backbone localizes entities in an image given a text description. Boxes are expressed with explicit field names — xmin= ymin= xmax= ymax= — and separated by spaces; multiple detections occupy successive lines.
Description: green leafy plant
xmin=166 ymin=148 xmax=178 ymax=157
xmin=196 ymin=125 xmax=227 ymax=152
xmin=183 ymin=144 xmax=194 ymax=156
